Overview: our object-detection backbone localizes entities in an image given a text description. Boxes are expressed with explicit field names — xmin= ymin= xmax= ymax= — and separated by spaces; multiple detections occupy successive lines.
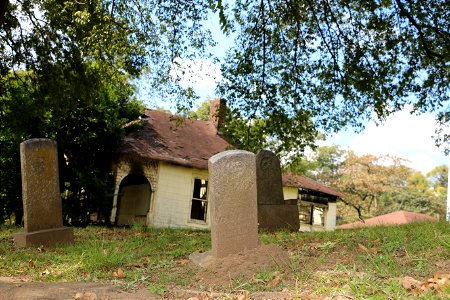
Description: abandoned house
xmin=110 ymin=103 xmax=231 ymax=229
xmin=282 ymin=173 xmax=341 ymax=231
xmin=110 ymin=101 xmax=340 ymax=230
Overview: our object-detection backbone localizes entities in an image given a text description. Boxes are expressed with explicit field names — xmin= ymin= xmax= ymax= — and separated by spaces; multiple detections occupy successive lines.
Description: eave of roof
xmin=282 ymin=172 xmax=341 ymax=198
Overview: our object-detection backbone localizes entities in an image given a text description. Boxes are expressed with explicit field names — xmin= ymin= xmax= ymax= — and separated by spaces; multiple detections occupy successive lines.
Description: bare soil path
xmin=0 ymin=277 xmax=158 ymax=300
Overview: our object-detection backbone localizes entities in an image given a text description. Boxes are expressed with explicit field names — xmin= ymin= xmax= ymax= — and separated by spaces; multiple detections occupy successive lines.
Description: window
xmin=299 ymin=201 xmax=326 ymax=226
xmin=190 ymin=178 xmax=208 ymax=222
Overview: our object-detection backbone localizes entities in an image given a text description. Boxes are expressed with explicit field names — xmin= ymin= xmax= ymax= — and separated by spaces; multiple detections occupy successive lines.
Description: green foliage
xmin=218 ymin=0 xmax=450 ymax=148
xmin=0 ymin=0 xmax=148 ymax=224
xmin=187 ymin=99 xmax=318 ymax=155
xmin=287 ymin=145 xmax=348 ymax=183
xmin=379 ymin=188 xmax=446 ymax=219
xmin=187 ymin=100 xmax=212 ymax=120
xmin=288 ymin=145 xmax=447 ymax=222
xmin=427 ymin=165 xmax=448 ymax=191
xmin=219 ymin=105 xmax=318 ymax=155
xmin=0 ymin=0 xmax=218 ymax=224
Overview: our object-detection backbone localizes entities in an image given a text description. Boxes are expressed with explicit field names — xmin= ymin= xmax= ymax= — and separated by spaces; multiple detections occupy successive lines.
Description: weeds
xmin=0 ymin=222 xmax=448 ymax=299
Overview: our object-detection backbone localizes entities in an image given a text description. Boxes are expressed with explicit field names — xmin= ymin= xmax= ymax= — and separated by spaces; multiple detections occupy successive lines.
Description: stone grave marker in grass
xmin=14 ymin=138 xmax=74 ymax=247
xmin=190 ymin=150 xmax=288 ymax=272
xmin=256 ymin=150 xmax=299 ymax=232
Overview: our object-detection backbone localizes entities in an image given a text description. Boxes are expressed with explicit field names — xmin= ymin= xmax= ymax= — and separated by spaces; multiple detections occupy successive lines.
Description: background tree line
xmin=288 ymin=145 xmax=448 ymax=223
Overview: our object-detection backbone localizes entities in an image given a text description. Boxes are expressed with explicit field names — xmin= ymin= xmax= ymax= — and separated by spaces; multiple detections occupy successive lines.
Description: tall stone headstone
xmin=14 ymin=139 xmax=74 ymax=247
xmin=209 ymin=150 xmax=259 ymax=258
xmin=256 ymin=150 xmax=299 ymax=231
xmin=256 ymin=150 xmax=285 ymax=205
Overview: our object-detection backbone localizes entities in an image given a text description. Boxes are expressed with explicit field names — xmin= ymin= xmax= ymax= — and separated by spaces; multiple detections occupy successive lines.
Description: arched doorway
xmin=116 ymin=174 xmax=151 ymax=226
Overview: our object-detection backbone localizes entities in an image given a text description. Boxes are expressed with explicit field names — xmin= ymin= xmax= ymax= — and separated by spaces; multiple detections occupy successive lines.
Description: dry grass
xmin=0 ymin=221 xmax=449 ymax=299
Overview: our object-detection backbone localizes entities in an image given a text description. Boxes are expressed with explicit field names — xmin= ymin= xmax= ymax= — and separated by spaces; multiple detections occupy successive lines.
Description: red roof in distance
xmin=337 ymin=210 xmax=437 ymax=229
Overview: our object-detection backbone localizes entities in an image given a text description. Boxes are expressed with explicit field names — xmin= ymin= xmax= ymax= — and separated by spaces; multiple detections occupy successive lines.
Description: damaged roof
xmin=117 ymin=109 xmax=233 ymax=170
xmin=282 ymin=172 xmax=341 ymax=198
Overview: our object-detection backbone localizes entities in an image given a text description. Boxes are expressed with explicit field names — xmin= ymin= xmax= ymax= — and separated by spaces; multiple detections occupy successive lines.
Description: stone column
xmin=14 ymin=139 xmax=73 ymax=247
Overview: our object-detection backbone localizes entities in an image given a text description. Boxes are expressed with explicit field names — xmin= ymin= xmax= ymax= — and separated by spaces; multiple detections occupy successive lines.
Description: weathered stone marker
xmin=209 ymin=150 xmax=259 ymax=258
xmin=14 ymin=138 xmax=74 ymax=247
xmin=190 ymin=150 xmax=259 ymax=266
xmin=256 ymin=150 xmax=299 ymax=231
xmin=256 ymin=150 xmax=285 ymax=205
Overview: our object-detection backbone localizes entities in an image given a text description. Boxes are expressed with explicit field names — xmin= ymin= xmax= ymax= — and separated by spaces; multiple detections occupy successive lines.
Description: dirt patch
xmin=0 ymin=278 xmax=158 ymax=300
xmin=194 ymin=244 xmax=290 ymax=287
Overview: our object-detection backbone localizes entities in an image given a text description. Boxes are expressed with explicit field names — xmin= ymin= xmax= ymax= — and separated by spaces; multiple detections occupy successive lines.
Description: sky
xmin=141 ymin=10 xmax=448 ymax=175
xmin=325 ymin=111 xmax=448 ymax=174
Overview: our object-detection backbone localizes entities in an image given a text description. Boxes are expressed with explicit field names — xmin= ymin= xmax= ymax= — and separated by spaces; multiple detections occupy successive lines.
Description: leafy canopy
xmin=0 ymin=0 xmax=215 ymax=224
xmin=218 ymin=0 xmax=450 ymax=148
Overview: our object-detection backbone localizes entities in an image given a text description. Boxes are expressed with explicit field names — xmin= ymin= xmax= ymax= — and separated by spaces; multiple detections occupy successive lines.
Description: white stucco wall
xmin=283 ymin=186 xmax=298 ymax=200
xmin=152 ymin=162 xmax=209 ymax=229
xmin=325 ymin=201 xmax=337 ymax=231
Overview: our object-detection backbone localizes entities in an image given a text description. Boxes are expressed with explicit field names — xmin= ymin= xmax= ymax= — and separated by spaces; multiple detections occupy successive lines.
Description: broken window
xmin=190 ymin=178 xmax=208 ymax=222
xmin=299 ymin=201 xmax=326 ymax=226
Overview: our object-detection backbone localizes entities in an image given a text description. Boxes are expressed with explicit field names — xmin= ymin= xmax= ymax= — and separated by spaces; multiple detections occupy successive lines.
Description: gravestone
xmin=14 ymin=139 xmax=74 ymax=247
xmin=209 ymin=150 xmax=259 ymax=258
xmin=190 ymin=150 xmax=259 ymax=266
xmin=256 ymin=150 xmax=285 ymax=205
xmin=256 ymin=150 xmax=299 ymax=231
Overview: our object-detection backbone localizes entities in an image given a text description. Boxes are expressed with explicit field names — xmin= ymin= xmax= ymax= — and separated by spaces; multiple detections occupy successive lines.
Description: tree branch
xmin=394 ymin=0 xmax=442 ymax=59
xmin=0 ymin=0 xmax=8 ymax=27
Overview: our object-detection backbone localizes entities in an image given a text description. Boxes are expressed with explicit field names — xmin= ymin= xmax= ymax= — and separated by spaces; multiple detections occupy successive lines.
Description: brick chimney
xmin=209 ymin=98 xmax=226 ymax=134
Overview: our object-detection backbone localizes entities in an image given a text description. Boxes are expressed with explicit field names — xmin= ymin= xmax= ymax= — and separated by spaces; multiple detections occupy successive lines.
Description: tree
xmin=218 ymin=0 xmax=450 ymax=148
xmin=0 ymin=0 xmax=215 ymax=224
xmin=287 ymin=144 xmax=348 ymax=183
xmin=379 ymin=167 xmax=447 ymax=219
xmin=187 ymin=99 xmax=319 ymax=155
xmin=332 ymin=153 xmax=410 ymax=220
xmin=427 ymin=165 xmax=448 ymax=189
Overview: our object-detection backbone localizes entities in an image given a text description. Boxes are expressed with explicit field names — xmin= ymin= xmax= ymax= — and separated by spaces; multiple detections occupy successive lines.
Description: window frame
xmin=188 ymin=177 xmax=209 ymax=224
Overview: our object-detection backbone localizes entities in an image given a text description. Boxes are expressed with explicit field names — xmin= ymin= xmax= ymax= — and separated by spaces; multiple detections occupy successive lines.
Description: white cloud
xmin=329 ymin=109 xmax=448 ymax=174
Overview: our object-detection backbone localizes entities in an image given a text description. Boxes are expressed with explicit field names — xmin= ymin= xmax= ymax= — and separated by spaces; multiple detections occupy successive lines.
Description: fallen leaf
xmin=28 ymin=259 xmax=35 ymax=268
xmin=74 ymin=291 xmax=97 ymax=300
xmin=402 ymin=276 xmax=422 ymax=290
xmin=125 ymin=262 xmax=144 ymax=268
xmin=357 ymin=243 xmax=378 ymax=254
xmin=395 ymin=246 xmax=408 ymax=258
xmin=235 ymin=291 xmax=250 ymax=300
xmin=267 ymin=272 xmax=282 ymax=288
xmin=177 ymin=259 xmax=189 ymax=266
xmin=41 ymin=269 xmax=50 ymax=276
xmin=112 ymin=267 xmax=125 ymax=278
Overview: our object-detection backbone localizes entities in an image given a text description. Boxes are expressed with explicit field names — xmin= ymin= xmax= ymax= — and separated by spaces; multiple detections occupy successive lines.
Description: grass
xmin=0 ymin=221 xmax=449 ymax=299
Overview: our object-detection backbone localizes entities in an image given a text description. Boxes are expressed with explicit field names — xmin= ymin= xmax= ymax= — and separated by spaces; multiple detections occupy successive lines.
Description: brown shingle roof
xmin=337 ymin=210 xmax=437 ymax=229
xmin=117 ymin=109 xmax=233 ymax=169
xmin=282 ymin=172 xmax=341 ymax=198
